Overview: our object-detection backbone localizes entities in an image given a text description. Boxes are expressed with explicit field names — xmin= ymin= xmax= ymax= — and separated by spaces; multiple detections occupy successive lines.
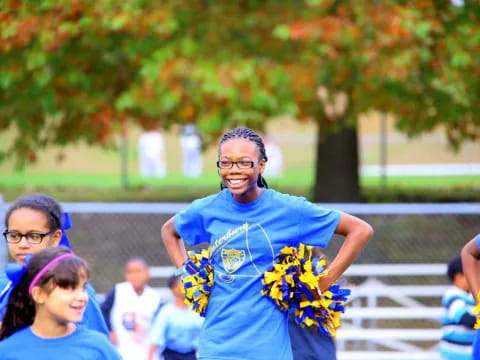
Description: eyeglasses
xmin=3 ymin=230 xmax=55 ymax=244
xmin=216 ymin=160 xmax=256 ymax=169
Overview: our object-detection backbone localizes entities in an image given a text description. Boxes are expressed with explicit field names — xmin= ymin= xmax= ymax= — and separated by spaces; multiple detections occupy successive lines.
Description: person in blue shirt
xmin=0 ymin=194 xmax=108 ymax=336
xmin=438 ymin=254 xmax=476 ymax=360
xmin=461 ymin=233 xmax=480 ymax=360
xmin=161 ymin=127 xmax=373 ymax=360
xmin=0 ymin=246 xmax=120 ymax=360
xmin=147 ymin=274 xmax=203 ymax=360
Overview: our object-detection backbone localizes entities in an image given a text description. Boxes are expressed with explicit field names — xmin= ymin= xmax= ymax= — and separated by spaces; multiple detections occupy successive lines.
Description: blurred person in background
xmin=460 ymin=234 xmax=480 ymax=360
xmin=180 ymin=124 xmax=203 ymax=178
xmin=0 ymin=193 xmax=108 ymax=336
xmin=147 ymin=274 xmax=203 ymax=360
xmin=438 ymin=254 xmax=476 ymax=360
xmin=263 ymin=134 xmax=283 ymax=177
xmin=138 ymin=127 xmax=167 ymax=178
xmin=101 ymin=257 xmax=161 ymax=360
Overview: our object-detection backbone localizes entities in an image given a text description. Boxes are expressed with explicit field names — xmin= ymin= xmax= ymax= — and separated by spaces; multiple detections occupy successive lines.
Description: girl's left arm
xmin=319 ymin=213 xmax=373 ymax=291
xmin=461 ymin=236 xmax=480 ymax=303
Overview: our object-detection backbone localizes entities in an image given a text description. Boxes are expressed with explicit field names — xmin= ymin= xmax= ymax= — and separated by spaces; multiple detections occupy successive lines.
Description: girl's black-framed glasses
xmin=3 ymin=230 xmax=55 ymax=244
xmin=216 ymin=160 xmax=256 ymax=169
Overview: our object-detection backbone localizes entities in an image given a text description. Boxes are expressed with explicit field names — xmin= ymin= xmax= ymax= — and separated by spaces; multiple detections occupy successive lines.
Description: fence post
xmin=366 ymin=277 xmax=378 ymax=351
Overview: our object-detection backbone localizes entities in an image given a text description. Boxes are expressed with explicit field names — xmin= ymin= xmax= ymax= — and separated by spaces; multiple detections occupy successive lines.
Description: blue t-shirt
xmin=0 ymin=276 xmax=108 ymax=337
xmin=148 ymin=302 xmax=204 ymax=354
xmin=0 ymin=325 xmax=120 ymax=360
xmin=174 ymin=189 xmax=342 ymax=360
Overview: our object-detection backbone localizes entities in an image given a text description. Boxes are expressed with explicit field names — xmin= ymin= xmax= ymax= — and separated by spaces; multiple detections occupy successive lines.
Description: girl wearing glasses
xmin=0 ymin=194 xmax=108 ymax=336
xmin=0 ymin=246 xmax=120 ymax=359
xmin=161 ymin=127 xmax=373 ymax=360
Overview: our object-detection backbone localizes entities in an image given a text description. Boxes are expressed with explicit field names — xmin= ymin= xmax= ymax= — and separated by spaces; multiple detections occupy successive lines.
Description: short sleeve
xmin=81 ymin=282 xmax=109 ymax=336
xmin=174 ymin=200 xmax=209 ymax=247
xmin=147 ymin=306 xmax=168 ymax=347
xmin=476 ymin=234 xmax=480 ymax=250
xmin=297 ymin=200 xmax=342 ymax=248
xmin=97 ymin=336 xmax=122 ymax=360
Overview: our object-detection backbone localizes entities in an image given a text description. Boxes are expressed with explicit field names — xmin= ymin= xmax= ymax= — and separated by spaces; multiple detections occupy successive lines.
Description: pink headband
xmin=28 ymin=253 xmax=75 ymax=295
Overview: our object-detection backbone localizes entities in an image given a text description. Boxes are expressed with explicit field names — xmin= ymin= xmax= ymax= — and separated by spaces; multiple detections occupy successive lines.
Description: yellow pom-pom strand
xmin=261 ymin=243 xmax=351 ymax=337
xmin=473 ymin=291 xmax=480 ymax=330
xmin=181 ymin=248 xmax=213 ymax=317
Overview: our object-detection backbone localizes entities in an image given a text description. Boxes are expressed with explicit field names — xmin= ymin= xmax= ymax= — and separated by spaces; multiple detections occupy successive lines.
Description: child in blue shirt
xmin=461 ymin=233 xmax=480 ymax=360
xmin=161 ymin=127 xmax=373 ymax=360
xmin=438 ymin=254 xmax=476 ymax=359
xmin=147 ymin=275 xmax=203 ymax=360
xmin=0 ymin=194 xmax=108 ymax=336
xmin=0 ymin=247 xmax=120 ymax=359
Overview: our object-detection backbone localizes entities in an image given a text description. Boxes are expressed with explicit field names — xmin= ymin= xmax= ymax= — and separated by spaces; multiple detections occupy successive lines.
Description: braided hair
xmin=218 ymin=127 xmax=269 ymax=190
xmin=0 ymin=246 xmax=89 ymax=340
xmin=4 ymin=194 xmax=62 ymax=232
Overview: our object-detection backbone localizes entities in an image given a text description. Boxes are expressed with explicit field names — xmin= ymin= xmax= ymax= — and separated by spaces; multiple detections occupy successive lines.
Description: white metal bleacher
xmin=151 ymin=263 xmax=448 ymax=360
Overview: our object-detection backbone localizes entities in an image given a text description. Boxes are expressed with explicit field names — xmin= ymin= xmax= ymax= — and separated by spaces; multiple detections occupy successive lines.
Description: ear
xmin=31 ymin=286 xmax=47 ymax=305
xmin=217 ymin=169 xmax=226 ymax=188
xmin=50 ymin=229 xmax=62 ymax=247
xmin=258 ymin=158 xmax=267 ymax=174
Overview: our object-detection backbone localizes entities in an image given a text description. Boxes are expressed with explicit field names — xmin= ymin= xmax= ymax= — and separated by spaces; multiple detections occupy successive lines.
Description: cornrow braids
xmin=218 ymin=127 xmax=269 ymax=190
xmin=4 ymin=194 xmax=62 ymax=231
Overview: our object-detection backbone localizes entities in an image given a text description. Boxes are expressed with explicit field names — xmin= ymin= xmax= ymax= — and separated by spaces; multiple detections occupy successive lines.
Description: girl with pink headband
xmin=0 ymin=247 xmax=120 ymax=359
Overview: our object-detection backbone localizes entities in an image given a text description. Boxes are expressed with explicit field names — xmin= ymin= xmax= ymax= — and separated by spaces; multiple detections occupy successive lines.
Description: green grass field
xmin=0 ymin=171 xmax=478 ymax=188
xmin=0 ymin=117 xmax=478 ymax=202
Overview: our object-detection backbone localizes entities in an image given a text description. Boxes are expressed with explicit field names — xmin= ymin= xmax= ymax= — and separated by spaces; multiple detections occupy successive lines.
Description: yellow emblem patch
xmin=221 ymin=248 xmax=245 ymax=274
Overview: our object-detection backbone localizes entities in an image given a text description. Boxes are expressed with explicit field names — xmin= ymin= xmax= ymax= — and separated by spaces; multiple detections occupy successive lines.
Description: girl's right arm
xmin=161 ymin=216 xmax=188 ymax=268
xmin=461 ymin=235 xmax=480 ymax=302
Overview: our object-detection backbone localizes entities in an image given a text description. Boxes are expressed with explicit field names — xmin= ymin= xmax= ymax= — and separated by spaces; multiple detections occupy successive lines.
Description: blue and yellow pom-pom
xmin=181 ymin=248 xmax=213 ymax=317
xmin=473 ymin=291 xmax=480 ymax=329
xmin=261 ymin=243 xmax=351 ymax=337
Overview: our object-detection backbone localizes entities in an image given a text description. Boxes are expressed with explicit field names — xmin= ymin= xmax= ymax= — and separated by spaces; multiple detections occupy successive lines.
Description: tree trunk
xmin=313 ymin=117 xmax=362 ymax=202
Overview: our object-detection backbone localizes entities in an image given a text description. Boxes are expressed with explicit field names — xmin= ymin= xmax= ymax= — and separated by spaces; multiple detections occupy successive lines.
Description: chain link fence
xmin=1 ymin=202 xmax=479 ymax=294
xmin=53 ymin=203 xmax=480 ymax=294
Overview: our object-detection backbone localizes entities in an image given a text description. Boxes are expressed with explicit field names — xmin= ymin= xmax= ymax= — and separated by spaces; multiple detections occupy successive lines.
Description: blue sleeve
xmin=296 ymin=200 xmax=342 ymax=248
xmin=88 ymin=330 xmax=122 ymax=360
xmin=80 ymin=282 xmax=109 ymax=336
xmin=0 ymin=279 xmax=12 ymax=321
xmin=174 ymin=199 xmax=209 ymax=247
xmin=100 ymin=287 xmax=116 ymax=332
xmin=476 ymin=234 xmax=480 ymax=250
xmin=98 ymin=337 xmax=122 ymax=360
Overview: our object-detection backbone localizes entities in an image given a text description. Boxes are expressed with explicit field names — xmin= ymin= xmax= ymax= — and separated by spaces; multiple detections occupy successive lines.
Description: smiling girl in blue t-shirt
xmin=161 ymin=127 xmax=373 ymax=360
